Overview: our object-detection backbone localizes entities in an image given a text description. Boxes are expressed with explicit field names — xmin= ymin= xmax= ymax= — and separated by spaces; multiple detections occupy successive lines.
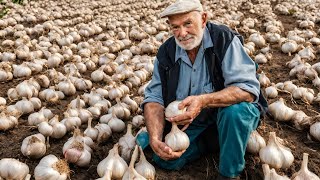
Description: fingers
xmin=178 ymin=96 xmax=192 ymax=109
xmin=169 ymin=112 xmax=192 ymax=122
xmin=150 ymin=140 xmax=185 ymax=161
xmin=181 ymin=124 xmax=190 ymax=131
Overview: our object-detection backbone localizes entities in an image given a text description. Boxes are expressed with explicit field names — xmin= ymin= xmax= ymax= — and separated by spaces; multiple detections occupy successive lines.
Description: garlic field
xmin=0 ymin=0 xmax=319 ymax=179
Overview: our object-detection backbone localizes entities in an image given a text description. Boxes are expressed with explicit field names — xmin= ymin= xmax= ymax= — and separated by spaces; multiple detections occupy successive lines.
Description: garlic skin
xmin=107 ymin=112 xmax=126 ymax=133
xmin=246 ymin=130 xmax=266 ymax=154
xmin=165 ymin=101 xmax=186 ymax=119
xmin=310 ymin=122 xmax=320 ymax=141
xmin=119 ymin=124 xmax=136 ymax=162
xmin=21 ymin=133 xmax=46 ymax=159
xmin=291 ymin=111 xmax=314 ymax=130
xmin=259 ymin=71 xmax=271 ymax=87
xmin=262 ymin=164 xmax=290 ymax=180
xmin=97 ymin=143 xmax=128 ymax=179
xmin=165 ymin=123 xmax=190 ymax=152
xmin=0 ymin=158 xmax=30 ymax=180
xmin=259 ymin=132 xmax=294 ymax=169
xmin=292 ymin=153 xmax=320 ymax=180
xmin=268 ymin=98 xmax=296 ymax=121
xmin=34 ymin=154 xmax=70 ymax=180
xmin=135 ymin=146 xmax=156 ymax=180
xmin=122 ymin=145 xmax=146 ymax=180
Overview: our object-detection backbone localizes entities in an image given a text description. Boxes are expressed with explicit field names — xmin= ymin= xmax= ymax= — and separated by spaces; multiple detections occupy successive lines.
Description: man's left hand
xmin=168 ymin=95 xmax=205 ymax=131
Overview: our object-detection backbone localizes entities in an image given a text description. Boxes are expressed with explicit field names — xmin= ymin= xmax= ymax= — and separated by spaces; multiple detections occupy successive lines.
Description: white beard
xmin=174 ymin=27 xmax=205 ymax=50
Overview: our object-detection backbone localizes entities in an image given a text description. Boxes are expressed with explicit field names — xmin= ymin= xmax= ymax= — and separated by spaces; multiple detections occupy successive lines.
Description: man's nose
xmin=179 ymin=27 xmax=188 ymax=38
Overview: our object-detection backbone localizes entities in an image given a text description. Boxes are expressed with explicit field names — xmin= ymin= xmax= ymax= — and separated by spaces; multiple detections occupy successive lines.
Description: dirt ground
xmin=0 ymin=0 xmax=320 ymax=180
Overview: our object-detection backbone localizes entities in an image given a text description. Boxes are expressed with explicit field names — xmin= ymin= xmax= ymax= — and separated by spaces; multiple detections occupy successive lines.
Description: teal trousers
xmin=151 ymin=102 xmax=260 ymax=178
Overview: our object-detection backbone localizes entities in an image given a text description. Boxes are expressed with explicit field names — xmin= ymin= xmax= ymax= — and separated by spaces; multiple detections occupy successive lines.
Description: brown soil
xmin=1 ymin=0 xmax=320 ymax=180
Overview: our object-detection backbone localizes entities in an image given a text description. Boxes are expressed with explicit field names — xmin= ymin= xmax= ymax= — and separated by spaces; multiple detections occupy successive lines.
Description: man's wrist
xmin=199 ymin=94 xmax=207 ymax=109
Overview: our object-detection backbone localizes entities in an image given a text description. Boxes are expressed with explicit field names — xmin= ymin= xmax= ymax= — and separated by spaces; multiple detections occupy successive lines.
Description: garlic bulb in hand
xmin=119 ymin=124 xmax=136 ymax=162
xmin=165 ymin=100 xmax=186 ymax=119
xmin=21 ymin=133 xmax=46 ymax=159
xmin=165 ymin=123 xmax=190 ymax=152
xmin=246 ymin=130 xmax=266 ymax=154
xmin=292 ymin=153 xmax=320 ymax=180
xmin=0 ymin=158 xmax=30 ymax=180
xmin=122 ymin=145 xmax=146 ymax=180
xmin=97 ymin=143 xmax=128 ymax=179
xmin=34 ymin=154 xmax=70 ymax=180
xmin=259 ymin=132 xmax=294 ymax=169
xmin=135 ymin=146 xmax=156 ymax=180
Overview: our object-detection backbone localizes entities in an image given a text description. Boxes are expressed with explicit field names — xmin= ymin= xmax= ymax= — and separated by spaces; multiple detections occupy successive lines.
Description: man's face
xmin=168 ymin=11 xmax=207 ymax=51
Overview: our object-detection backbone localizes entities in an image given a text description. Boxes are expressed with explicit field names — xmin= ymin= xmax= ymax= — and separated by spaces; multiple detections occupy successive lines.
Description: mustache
xmin=178 ymin=34 xmax=194 ymax=41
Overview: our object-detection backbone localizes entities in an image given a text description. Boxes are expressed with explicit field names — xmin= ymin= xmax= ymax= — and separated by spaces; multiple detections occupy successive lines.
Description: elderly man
xmin=139 ymin=0 xmax=267 ymax=179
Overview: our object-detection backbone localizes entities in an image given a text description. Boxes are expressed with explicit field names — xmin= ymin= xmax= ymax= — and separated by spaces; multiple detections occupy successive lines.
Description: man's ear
xmin=201 ymin=12 xmax=207 ymax=27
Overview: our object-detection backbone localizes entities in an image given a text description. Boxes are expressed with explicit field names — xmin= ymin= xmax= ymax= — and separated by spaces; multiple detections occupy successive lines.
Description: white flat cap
xmin=159 ymin=0 xmax=203 ymax=18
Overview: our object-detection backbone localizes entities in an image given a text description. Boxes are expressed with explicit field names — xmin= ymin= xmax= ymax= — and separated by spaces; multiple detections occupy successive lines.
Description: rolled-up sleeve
xmin=221 ymin=36 xmax=260 ymax=103
xmin=141 ymin=58 xmax=164 ymax=110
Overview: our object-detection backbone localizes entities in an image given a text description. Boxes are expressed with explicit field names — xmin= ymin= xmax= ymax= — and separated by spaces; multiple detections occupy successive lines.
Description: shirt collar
xmin=174 ymin=26 xmax=213 ymax=62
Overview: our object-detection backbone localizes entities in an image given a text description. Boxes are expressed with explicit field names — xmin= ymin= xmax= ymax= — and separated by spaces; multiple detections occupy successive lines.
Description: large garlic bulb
xmin=0 ymin=158 xmax=30 ymax=180
xmin=49 ymin=115 xmax=67 ymax=139
xmin=292 ymin=153 xmax=320 ymax=180
xmin=34 ymin=154 xmax=70 ymax=180
xmin=108 ymin=98 xmax=131 ymax=120
xmin=259 ymin=132 xmax=294 ymax=169
xmin=165 ymin=123 xmax=190 ymax=152
xmin=21 ymin=133 xmax=46 ymax=159
xmin=0 ymin=112 xmax=18 ymax=131
xmin=97 ymin=143 xmax=128 ymax=179
xmin=262 ymin=164 xmax=290 ymax=180
xmin=119 ymin=124 xmax=136 ymax=162
xmin=135 ymin=146 xmax=156 ymax=180
xmin=63 ymin=129 xmax=92 ymax=167
xmin=246 ymin=130 xmax=266 ymax=154
xmin=107 ymin=112 xmax=126 ymax=133
xmin=122 ymin=145 xmax=146 ymax=180
xmin=268 ymin=98 xmax=296 ymax=121
xmin=265 ymin=83 xmax=278 ymax=99
xmin=165 ymin=100 xmax=186 ymax=119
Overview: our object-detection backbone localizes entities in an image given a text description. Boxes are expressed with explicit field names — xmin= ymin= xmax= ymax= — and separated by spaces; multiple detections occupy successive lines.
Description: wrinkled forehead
xmin=167 ymin=11 xmax=202 ymax=25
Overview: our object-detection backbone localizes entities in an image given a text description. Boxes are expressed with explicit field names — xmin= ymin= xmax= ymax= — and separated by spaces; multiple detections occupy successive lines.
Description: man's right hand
xmin=150 ymin=138 xmax=185 ymax=161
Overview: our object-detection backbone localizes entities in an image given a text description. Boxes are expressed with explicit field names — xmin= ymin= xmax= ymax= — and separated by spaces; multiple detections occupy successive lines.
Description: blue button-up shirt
xmin=142 ymin=27 xmax=260 ymax=108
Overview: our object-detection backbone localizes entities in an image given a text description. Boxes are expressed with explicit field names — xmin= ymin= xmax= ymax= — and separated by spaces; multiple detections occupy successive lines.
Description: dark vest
xmin=156 ymin=22 xmax=268 ymax=116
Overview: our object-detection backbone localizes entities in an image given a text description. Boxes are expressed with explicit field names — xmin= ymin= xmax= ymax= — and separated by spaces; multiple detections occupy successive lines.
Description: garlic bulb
xmin=84 ymin=118 xmax=99 ymax=141
xmin=15 ymin=97 xmax=34 ymax=114
xmin=28 ymin=108 xmax=48 ymax=126
xmin=21 ymin=133 xmax=46 ymax=159
xmin=165 ymin=123 xmax=190 ymax=152
xmin=108 ymin=98 xmax=131 ymax=120
xmin=259 ymin=72 xmax=271 ymax=87
xmin=135 ymin=146 xmax=156 ymax=180
xmin=310 ymin=122 xmax=320 ymax=141
xmin=255 ymin=53 xmax=268 ymax=64
xmin=281 ymin=40 xmax=298 ymax=56
xmin=292 ymin=153 xmax=320 ymax=180
xmin=49 ymin=115 xmax=67 ymax=139
xmin=97 ymin=143 xmax=128 ymax=179
xmin=119 ymin=124 xmax=136 ymax=162
xmin=165 ymin=100 xmax=186 ymax=119
xmin=268 ymin=98 xmax=296 ymax=121
xmin=63 ymin=129 xmax=92 ymax=167
xmin=248 ymin=32 xmax=266 ymax=47
xmin=265 ymin=83 xmax=278 ymax=99
xmin=122 ymin=94 xmax=139 ymax=113
xmin=95 ymin=123 xmax=112 ymax=144
xmin=0 ymin=158 xmax=30 ymax=180
xmin=291 ymin=111 xmax=315 ymax=130
xmin=58 ymin=78 xmax=76 ymax=96
xmin=61 ymin=112 xmax=81 ymax=131
xmin=122 ymin=145 xmax=146 ymax=180
xmin=246 ymin=130 xmax=266 ymax=154
xmin=259 ymin=132 xmax=294 ymax=169
xmin=34 ymin=154 xmax=70 ymax=180
xmin=0 ymin=112 xmax=18 ymax=131
xmin=132 ymin=115 xmax=145 ymax=127
xmin=262 ymin=164 xmax=290 ymax=180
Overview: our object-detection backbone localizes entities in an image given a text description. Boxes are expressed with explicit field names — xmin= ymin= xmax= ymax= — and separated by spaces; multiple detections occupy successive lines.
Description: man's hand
xmin=168 ymin=95 xmax=205 ymax=131
xmin=150 ymin=138 xmax=185 ymax=161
